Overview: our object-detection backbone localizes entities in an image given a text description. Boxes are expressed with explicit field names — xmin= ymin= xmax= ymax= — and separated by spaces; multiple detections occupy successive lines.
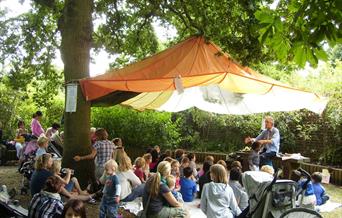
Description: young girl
xmin=35 ymin=134 xmax=49 ymax=157
xmin=249 ymin=141 xmax=261 ymax=171
xmin=143 ymin=153 xmax=152 ymax=179
xmin=171 ymin=160 xmax=181 ymax=191
xmin=200 ymin=164 xmax=241 ymax=218
xmin=134 ymin=157 xmax=146 ymax=183
xmin=61 ymin=199 xmax=87 ymax=218
xmin=100 ymin=159 xmax=121 ymax=218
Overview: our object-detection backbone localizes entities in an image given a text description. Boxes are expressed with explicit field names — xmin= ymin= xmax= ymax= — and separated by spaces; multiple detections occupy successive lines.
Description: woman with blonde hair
xmin=142 ymin=161 xmax=187 ymax=218
xmin=30 ymin=153 xmax=54 ymax=196
xmin=116 ymin=154 xmax=141 ymax=199
xmin=200 ymin=164 xmax=241 ymax=218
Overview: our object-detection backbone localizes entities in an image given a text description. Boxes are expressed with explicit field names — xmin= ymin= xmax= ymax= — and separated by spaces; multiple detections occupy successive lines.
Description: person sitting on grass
xmin=29 ymin=176 xmax=64 ymax=218
xmin=312 ymin=172 xmax=330 ymax=206
xmin=45 ymin=123 xmax=61 ymax=139
xmin=180 ymin=167 xmax=197 ymax=202
xmin=166 ymin=175 xmax=183 ymax=203
xmin=30 ymin=153 xmax=54 ymax=196
xmin=100 ymin=159 xmax=121 ymax=218
xmin=229 ymin=168 xmax=248 ymax=211
xmin=134 ymin=157 xmax=146 ymax=183
xmin=199 ymin=160 xmax=213 ymax=198
xmin=291 ymin=170 xmax=316 ymax=209
xmin=200 ymin=164 xmax=241 ymax=218
xmin=143 ymin=153 xmax=152 ymax=179
xmin=171 ymin=160 xmax=181 ymax=191
xmin=35 ymin=134 xmax=49 ymax=157
xmin=198 ymin=156 xmax=214 ymax=177
xmin=179 ymin=157 xmax=190 ymax=178
xmin=143 ymin=161 xmax=187 ymax=218
xmin=187 ymin=153 xmax=198 ymax=178
xmin=61 ymin=199 xmax=87 ymax=218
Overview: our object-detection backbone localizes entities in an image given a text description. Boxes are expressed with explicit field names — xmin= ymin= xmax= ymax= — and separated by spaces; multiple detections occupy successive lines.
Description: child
xmin=100 ymin=159 xmax=121 ymax=218
xmin=200 ymin=164 xmax=241 ymax=217
xmin=134 ymin=157 xmax=146 ymax=183
xmin=45 ymin=123 xmax=61 ymax=139
xmin=291 ymin=170 xmax=316 ymax=209
xmin=312 ymin=172 xmax=329 ymax=205
xmin=199 ymin=156 xmax=214 ymax=177
xmin=171 ymin=160 xmax=181 ymax=191
xmin=187 ymin=153 xmax=198 ymax=178
xmin=142 ymin=153 xmax=152 ymax=179
xmin=229 ymin=168 xmax=248 ymax=211
xmin=217 ymin=160 xmax=227 ymax=170
xmin=35 ymin=134 xmax=49 ymax=157
xmin=249 ymin=141 xmax=261 ymax=171
xmin=260 ymin=165 xmax=274 ymax=175
xmin=180 ymin=167 xmax=197 ymax=202
xmin=165 ymin=175 xmax=183 ymax=203
xmin=231 ymin=161 xmax=242 ymax=171
xmin=179 ymin=157 xmax=190 ymax=178
xmin=61 ymin=199 xmax=87 ymax=218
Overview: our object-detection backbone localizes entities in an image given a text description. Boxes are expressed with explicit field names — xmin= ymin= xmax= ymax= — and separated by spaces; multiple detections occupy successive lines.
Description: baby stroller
xmin=18 ymin=155 xmax=35 ymax=195
xmin=242 ymin=169 xmax=322 ymax=218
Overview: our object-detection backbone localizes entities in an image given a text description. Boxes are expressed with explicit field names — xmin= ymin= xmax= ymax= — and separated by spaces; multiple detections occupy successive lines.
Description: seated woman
xmin=14 ymin=120 xmax=27 ymax=159
xmin=50 ymin=160 xmax=95 ymax=202
xmin=116 ymin=154 xmax=141 ymax=199
xmin=28 ymin=175 xmax=64 ymax=218
xmin=30 ymin=153 xmax=54 ymax=196
xmin=51 ymin=160 xmax=88 ymax=195
xmin=143 ymin=161 xmax=187 ymax=218
xmin=201 ymin=164 xmax=241 ymax=218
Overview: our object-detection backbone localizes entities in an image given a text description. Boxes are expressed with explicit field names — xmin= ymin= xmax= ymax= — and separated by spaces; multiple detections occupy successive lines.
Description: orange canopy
xmin=80 ymin=36 xmax=311 ymax=101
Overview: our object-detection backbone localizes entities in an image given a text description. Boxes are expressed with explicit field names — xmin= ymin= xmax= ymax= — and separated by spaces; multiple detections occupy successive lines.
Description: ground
xmin=0 ymin=164 xmax=341 ymax=218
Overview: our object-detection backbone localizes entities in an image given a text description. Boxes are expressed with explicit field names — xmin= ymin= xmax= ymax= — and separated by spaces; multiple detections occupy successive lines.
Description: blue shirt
xmin=180 ymin=177 xmax=197 ymax=202
xmin=102 ymin=174 xmax=121 ymax=204
xmin=312 ymin=183 xmax=326 ymax=205
xmin=255 ymin=127 xmax=280 ymax=153
xmin=35 ymin=147 xmax=47 ymax=157
xmin=30 ymin=169 xmax=53 ymax=196
xmin=299 ymin=180 xmax=314 ymax=196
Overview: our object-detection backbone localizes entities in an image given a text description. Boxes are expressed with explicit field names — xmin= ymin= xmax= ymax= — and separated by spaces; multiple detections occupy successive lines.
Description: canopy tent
xmin=80 ymin=36 xmax=328 ymax=114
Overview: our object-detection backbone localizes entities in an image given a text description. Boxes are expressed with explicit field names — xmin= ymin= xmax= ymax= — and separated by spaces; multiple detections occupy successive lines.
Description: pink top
xmin=134 ymin=168 xmax=145 ymax=182
xmin=31 ymin=118 xmax=44 ymax=137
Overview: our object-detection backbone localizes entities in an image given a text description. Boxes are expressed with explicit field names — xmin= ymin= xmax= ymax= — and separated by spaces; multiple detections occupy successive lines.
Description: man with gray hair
xmin=245 ymin=116 xmax=280 ymax=167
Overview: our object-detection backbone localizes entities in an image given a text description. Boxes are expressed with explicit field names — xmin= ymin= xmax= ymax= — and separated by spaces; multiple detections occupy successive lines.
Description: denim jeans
xmin=260 ymin=151 xmax=276 ymax=167
xmin=99 ymin=202 xmax=118 ymax=218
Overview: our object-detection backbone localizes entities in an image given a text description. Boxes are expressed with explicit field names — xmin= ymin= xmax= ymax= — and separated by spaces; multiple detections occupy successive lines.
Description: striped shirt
xmin=28 ymin=191 xmax=64 ymax=218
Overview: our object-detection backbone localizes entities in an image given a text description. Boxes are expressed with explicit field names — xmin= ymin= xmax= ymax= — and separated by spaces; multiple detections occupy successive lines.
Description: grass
xmin=0 ymin=164 xmax=341 ymax=217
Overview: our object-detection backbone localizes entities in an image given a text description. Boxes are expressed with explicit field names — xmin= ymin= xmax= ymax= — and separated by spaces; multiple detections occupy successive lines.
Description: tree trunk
xmin=60 ymin=0 xmax=94 ymax=188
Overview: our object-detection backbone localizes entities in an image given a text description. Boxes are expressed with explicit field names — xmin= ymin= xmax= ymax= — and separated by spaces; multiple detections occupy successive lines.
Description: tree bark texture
xmin=60 ymin=0 xmax=94 ymax=187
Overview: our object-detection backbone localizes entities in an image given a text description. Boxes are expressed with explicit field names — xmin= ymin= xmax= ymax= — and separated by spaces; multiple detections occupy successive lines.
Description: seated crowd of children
xmin=10 ymin=114 xmax=329 ymax=218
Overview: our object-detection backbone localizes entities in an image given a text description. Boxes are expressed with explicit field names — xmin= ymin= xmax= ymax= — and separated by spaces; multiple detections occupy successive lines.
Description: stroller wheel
xmin=280 ymin=208 xmax=323 ymax=218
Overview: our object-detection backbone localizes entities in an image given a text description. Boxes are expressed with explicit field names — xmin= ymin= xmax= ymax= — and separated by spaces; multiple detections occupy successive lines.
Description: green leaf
xmin=254 ymin=10 xmax=274 ymax=24
xmin=293 ymin=43 xmax=307 ymax=67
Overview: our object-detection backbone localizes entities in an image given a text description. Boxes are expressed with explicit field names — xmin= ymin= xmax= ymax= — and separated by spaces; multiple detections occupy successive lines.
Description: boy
xmin=249 ymin=141 xmax=262 ymax=171
xmin=100 ymin=159 xmax=121 ymax=218
xmin=312 ymin=172 xmax=329 ymax=205
xmin=180 ymin=167 xmax=197 ymax=202
xmin=35 ymin=135 xmax=49 ymax=157
xmin=165 ymin=175 xmax=183 ymax=203
xmin=291 ymin=170 xmax=316 ymax=209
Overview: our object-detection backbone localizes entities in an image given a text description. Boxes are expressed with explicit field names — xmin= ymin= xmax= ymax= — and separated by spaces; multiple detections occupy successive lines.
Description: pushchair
xmin=241 ymin=169 xmax=322 ymax=218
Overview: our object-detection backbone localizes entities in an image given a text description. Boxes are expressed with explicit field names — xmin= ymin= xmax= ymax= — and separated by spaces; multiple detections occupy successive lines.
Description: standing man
xmin=245 ymin=116 xmax=280 ymax=167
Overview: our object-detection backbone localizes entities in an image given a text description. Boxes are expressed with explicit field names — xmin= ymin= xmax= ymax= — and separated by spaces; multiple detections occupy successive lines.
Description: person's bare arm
xmin=73 ymin=147 xmax=96 ymax=161
xmin=163 ymin=191 xmax=183 ymax=207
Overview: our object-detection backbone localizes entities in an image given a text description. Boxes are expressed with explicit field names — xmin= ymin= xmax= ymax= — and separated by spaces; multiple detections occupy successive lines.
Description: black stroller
xmin=241 ymin=169 xmax=322 ymax=218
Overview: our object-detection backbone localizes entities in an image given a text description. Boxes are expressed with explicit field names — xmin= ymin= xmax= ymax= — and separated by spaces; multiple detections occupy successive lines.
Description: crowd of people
xmin=5 ymin=113 xmax=330 ymax=218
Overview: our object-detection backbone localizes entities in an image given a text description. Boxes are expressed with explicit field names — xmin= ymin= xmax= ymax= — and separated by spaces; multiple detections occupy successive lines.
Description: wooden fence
xmin=300 ymin=162 xmax=342 ymax=186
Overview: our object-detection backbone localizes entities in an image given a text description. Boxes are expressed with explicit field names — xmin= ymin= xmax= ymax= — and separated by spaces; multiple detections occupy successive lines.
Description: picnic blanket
xmin=316 ymin=200 xmax=342 ymax=213
xmin=120 ymin=198 xmax=206 ymax=218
